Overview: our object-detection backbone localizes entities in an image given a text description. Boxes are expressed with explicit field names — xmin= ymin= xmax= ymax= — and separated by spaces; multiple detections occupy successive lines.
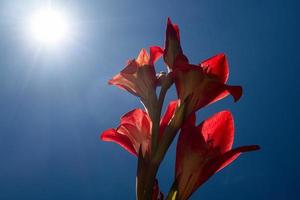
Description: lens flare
xmin=29 ymin=8 xmax=69 ymax=46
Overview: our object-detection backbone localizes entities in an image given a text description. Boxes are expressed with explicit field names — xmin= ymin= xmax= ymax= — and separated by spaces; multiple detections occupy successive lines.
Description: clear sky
xmin=0 ymin=0 xmax=299 ymax=199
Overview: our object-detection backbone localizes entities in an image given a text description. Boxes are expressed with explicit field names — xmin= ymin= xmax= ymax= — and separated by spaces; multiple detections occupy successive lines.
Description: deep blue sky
xmin=0 ymin=0 xmax=299 ymax=199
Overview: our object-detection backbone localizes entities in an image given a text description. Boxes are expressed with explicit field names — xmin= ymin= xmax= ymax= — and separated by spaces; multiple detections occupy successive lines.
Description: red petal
xmin=120 ymin=60 xmax=138 ymax=74
xmin=101 ymin=109 xmax=153 ymax=156
xmin=173 ymin=53 xmax=190 ymax=71
xmin=118 ymin=123 xmax=150 ymax=156
xmin=136 ymin=48 xmax=150 ymax=66
xmin=199 ymin=110 xmax=234 ymax=154
xmin=175 ymin=111 xmax=259 ymax=199
xmin=205 ymin=83 xmax=243 ymax=105
xmin=176 ymin=123 xmax=204 ymax=174
xmin=175 ymin=123 xmax=208 ymax=200
xmin=200 ymin=53 xmax=229 ymax=83
xmin=108 ymin=48 xmax=157 ymax=100
xmin=120 ymin=109 xmax=152 ymax=154
xmin=174 ymin=65 xmax=243 ymax=115
xmin=164 ymin=18 xmax=183 ymax=69
xmin=167 ymin=18 xmax=180 ymax=42
xmin=100 ymin=128 xmax=137 ymax=156
xmin=150 ymin=46 xmax=164 ymax=65
xmin=215 ymin=145 xmax=260 ymax=172
xmin=108 ymin=73 xmax=138 ymax=96
xmin=159 ymin=100 xmax=179 ymax=140
xmin=121 ymin=109 xmax=151 ymax=135
xmin=173 ymin=53 xmax=242 ymax=116
xmin=192 ymin=145 xmax=260 ymax=193
xmin=226 ymin=85 xmax=243 ymax=102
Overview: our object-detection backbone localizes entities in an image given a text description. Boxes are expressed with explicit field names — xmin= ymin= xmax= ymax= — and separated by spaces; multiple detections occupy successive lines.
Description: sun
xmin=29 ymin=8 xmax=70 ymax=46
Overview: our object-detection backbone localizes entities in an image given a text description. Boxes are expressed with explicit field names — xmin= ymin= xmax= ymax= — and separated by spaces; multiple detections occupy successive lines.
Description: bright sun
xmin=29 ymin=8 xmax=70 ymax=46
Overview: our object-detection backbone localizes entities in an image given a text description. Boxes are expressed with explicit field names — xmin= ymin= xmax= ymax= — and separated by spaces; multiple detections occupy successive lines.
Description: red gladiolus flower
xmin=101 ymin=102 xmax=177 ymax=157
xmin=109 ymin=47 xmax=163 ymax=115
xmin=173 ymin=53 xmax=243 ymax=116
xmin=101 ymin=109 xmax=151 ymax=156
xmin=175 ymin=111 xmax=259 ymax=200
xmin=163 ymin=18 xmax=184 ymax=70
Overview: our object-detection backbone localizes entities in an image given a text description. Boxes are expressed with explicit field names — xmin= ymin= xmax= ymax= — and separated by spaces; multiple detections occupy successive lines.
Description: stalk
xmin=137 ymin=74 xmax=173 ymax=200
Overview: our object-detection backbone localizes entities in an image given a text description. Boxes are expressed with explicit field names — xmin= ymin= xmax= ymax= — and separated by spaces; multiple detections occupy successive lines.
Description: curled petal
xmin=210 ymin=85 xmax=242 ymax=105
xmin=226 ymin=85 xmax=243 ymax=102
xmin=150 ymin=46 xmax=164 ymax=65
xmin=100 ymin=109 xmax=152 ymax=156
xmin=101 ymin=128 xmax=137 ymax=156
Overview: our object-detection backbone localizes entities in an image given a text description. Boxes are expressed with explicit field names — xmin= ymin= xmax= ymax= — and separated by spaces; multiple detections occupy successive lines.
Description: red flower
xmin=101 ymin=101 xmax=177 ymax=157
xmin=173 ymin=53 xmax=243 ymax=116
xmin=163 ymin=18 xmax=184 ymax=70
xmin=101 ymin=109 xmax=151 ymax=156
xmin=109 ymin=47 xmax=163 ymax=115
xmin=175 ymin=111 xmax=259 ymax=200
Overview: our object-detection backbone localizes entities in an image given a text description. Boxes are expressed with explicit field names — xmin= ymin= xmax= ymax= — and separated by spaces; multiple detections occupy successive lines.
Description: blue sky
xmin=0 ymin=0 xmax=299 ymax=199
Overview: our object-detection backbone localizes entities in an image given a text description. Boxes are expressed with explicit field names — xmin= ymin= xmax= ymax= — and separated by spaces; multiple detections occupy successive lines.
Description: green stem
xmin=151 ymin=107 xmax=160 ymax=158
xmin=140 ymin=102 xmax=185 ymax=200
xmin=151 ymin=82 xmax=172 ymax=157
xmin=138 ymin=74 xmax=174 ymax=200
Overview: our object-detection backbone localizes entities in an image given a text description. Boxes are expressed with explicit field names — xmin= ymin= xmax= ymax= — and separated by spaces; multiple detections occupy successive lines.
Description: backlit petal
xmin=214 ymin=145 xmax=260 ymax=172
xmin=101 ymin=109 xmax=152 ymax=156
xmin=164 ymin=18 xmax=183 ymax=69
xmin=173 ymin=61 xmax=242 ymax=116
xmin=159 ymin=100 xmax=179 ymax=139
xmin=175 ymin=120 xmax=208 ymax=200
xmin=200 ymin=110 xmax=234 ymax=154
xmin=200 ymin=53 xmax=229 ymax=83
xmin=150 ymin=46 xmax=164 ymax=65
xmin=101 ymin=128 xmax=137 ymax=156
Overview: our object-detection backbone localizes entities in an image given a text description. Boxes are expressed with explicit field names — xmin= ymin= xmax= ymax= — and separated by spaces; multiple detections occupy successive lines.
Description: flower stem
xmin=137 ymin=102 xmax=185 ymax=200
xmin=151 ymin=76 xmax=173 ymax=158
xmin=137 ymin=157 xmax=159 ymax=200
xmin=139 ymin=74 xmax=173 ymax=200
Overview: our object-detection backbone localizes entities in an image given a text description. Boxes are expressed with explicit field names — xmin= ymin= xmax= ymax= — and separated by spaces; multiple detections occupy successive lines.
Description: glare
xmin=29 ymin=8 xmax=70 ymax=46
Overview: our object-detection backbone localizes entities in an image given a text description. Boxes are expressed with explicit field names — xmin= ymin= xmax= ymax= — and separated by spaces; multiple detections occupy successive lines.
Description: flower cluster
xmin=101 ymin=18 xmax=259 ymax=200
